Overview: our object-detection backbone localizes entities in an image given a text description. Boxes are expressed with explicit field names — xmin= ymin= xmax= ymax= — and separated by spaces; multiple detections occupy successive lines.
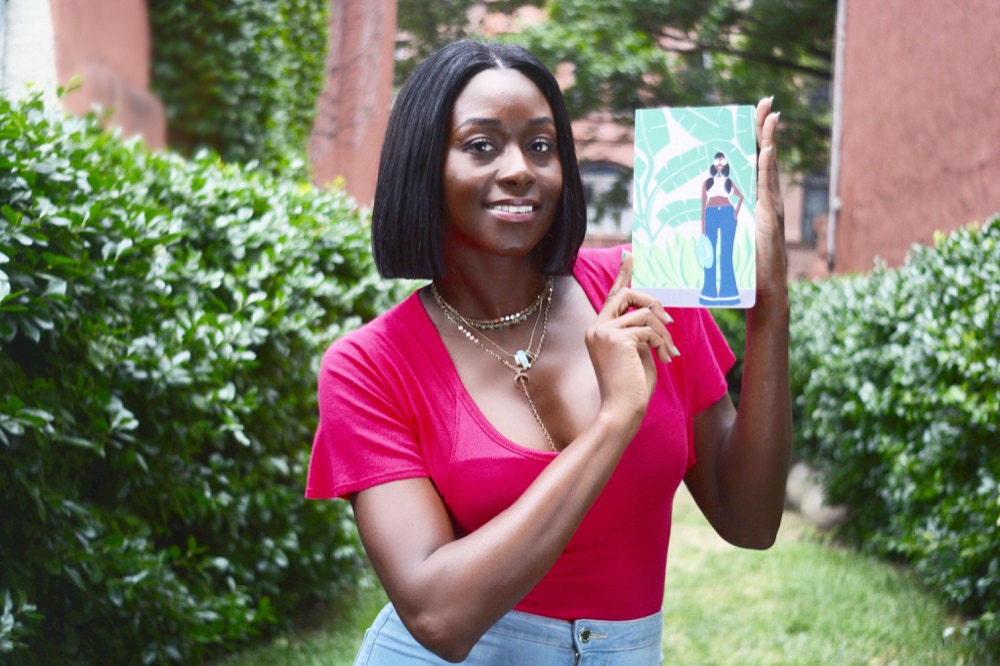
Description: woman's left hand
xmin=754 ymin=97 xmax=787 ymax=300
xmin=684 ymin=97 xmax=792 ymax=550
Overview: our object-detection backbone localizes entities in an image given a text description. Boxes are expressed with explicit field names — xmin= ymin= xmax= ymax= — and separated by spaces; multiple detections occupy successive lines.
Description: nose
xmin=496 ymin=147 xmax=535 ymax=188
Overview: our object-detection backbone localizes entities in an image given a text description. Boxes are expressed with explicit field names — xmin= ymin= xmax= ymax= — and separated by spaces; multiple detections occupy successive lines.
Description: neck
xmin=433 ymin=256 xmax=548 ymax=322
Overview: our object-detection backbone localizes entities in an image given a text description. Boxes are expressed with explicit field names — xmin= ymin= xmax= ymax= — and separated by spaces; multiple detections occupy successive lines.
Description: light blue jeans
xmin=353 ymin=603 xmax=664 ymax=664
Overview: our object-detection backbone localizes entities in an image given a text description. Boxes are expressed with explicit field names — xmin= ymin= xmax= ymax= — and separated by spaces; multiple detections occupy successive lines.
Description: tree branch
xmin=661 ymin=40 xmax=832 ymax=80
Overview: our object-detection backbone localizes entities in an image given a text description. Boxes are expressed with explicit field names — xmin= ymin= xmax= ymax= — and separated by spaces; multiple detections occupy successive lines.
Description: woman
xmin=306 ymin=40 xmax=790 ymax=664
xmin=699 ymin=151 xmax=746 ymax=306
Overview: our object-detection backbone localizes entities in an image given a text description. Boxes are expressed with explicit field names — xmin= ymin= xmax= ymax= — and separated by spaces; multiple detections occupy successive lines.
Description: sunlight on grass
xmin=221 ymin=489 xmax=991 ymax=666
xmin=663 ymin=486 xmax=990 ymax=665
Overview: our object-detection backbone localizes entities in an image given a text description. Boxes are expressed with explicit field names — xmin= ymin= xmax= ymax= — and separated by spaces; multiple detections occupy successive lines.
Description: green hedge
xmin=0 ymin=95 xmax=402 ymax=664
xmin=148 ymin=0 xmax=328 ymax=175
xmin=789 ymin=218 xmax=1000 ymax=644
xmin=708 ymin=307 xmax=746 ymax=407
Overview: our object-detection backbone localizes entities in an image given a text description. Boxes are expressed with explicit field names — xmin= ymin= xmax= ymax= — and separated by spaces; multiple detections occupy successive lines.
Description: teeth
xmin=490 ymin=204 xmax=534 ymax=214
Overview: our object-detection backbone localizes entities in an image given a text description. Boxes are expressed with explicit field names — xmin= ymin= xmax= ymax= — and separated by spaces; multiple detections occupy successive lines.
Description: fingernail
xmin=669 ymin=343 xmax=681 ymax=358
xmin=664 ymin=312 xmax=674 ymax=324
xmin=621 ymin=249 xmax=628 ymax=261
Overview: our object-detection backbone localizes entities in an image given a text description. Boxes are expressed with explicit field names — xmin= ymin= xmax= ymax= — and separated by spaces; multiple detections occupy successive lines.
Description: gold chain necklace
xmin=431 ymin=279 xmax=558 ymax=452
xmin=436 ymin=276 xmax=553 ymax=330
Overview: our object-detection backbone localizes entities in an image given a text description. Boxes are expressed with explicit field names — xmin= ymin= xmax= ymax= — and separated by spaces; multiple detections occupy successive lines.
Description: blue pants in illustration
xmin=699 ymin=205 xmax=741 ymax=306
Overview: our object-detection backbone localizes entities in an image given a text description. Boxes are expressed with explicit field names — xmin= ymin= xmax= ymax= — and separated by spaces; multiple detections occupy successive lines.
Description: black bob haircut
xmin=371 ymin=40 xmax=588 ymax=279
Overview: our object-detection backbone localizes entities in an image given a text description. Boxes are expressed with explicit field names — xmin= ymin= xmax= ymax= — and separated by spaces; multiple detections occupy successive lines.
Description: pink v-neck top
xmin=306 ymin=245 xmax=735 ymax=621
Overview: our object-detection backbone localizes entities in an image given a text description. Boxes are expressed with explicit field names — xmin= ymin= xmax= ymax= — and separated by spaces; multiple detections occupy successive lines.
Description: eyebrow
xmin=455 ymin=116 xmax=555 ymax=131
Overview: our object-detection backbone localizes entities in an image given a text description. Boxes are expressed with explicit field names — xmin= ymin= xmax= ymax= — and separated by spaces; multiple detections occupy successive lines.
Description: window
xmin=801 ymin=173 xmax=828 ymax=245
xmin=581 ymin=162 xmax=632 ymax=238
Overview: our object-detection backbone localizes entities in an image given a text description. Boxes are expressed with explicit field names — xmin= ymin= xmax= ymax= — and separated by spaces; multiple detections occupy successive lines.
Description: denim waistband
xmin=354 ymin=603 xmax=664 ymax=664
xmin=491 ymin=607 xmax=664 ymax=653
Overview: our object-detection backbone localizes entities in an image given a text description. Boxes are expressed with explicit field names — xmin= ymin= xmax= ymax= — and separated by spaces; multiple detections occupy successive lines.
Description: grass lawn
xmin=661 ymin=486 xmax=989 ymax=665
xmin=220 ymin=488 xmax=991 ymax=665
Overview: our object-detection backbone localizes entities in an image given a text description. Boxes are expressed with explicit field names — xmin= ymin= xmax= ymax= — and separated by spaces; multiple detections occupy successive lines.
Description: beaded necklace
xmin=434 ymin=276 xmax=553 ymax=330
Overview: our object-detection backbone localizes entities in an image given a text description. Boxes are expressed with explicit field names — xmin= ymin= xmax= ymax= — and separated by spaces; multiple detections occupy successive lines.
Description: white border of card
xmin=632 ymin=105 xmax=757 ymax=308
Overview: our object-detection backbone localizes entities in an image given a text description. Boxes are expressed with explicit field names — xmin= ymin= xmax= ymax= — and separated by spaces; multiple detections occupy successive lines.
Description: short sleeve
xmin=305 ymin=301 xmax=432 ymax=500
xmin=684 ymin=308 xmax=736 ymax=415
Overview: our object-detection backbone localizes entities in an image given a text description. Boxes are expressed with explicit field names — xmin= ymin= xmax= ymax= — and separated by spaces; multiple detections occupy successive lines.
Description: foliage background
xmin=0 ymin=94 xmax=400 ymax=664
xmin=147 ymin=0 xmax=329 ymax=176
xmin=395 ymin=0 xmax=835 ymax=176
xmin=394 ymin=0 xmax=536 ymax=84
xmin=3 ymin=0 xmax=996 ymax=659
xmin=788 ymin=218 xmax=1000 ymax=646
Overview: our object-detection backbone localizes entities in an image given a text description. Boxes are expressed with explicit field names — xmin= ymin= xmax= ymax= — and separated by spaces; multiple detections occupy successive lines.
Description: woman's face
xmin=712 ymin=155 xmax=728 ymax=175
xmin=441 ymin=68 xmax=563 ymax=263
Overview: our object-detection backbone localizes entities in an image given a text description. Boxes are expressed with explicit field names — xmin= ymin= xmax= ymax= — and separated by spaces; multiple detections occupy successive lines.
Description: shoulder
xmin=329 ymin=289 xmax=423 ymax=347
xmin=320 ymin=289 xmax=427 ymax=377
xmin=315 ymin=288 xmax=446 ymax=434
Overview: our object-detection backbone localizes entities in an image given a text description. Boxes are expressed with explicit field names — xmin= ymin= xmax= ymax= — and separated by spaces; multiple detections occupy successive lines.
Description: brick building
xmin=825 ymin=0 xmax=1000 ymax=274
xmin=0 ymin=0 xmax=166 ymax=148
xmin=0 ymin=0 xmax=395 ymax=206
xmin=4 ymin=0 xmax=996 ymax=280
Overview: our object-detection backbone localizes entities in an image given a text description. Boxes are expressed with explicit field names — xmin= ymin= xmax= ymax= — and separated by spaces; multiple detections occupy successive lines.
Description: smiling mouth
xmin=487 ymin=204 xmax=536 ymax=214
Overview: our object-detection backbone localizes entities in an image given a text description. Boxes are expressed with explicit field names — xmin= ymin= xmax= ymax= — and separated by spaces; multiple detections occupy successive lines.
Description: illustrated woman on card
xmin=699 ymin=152 xmax=745 ymax=306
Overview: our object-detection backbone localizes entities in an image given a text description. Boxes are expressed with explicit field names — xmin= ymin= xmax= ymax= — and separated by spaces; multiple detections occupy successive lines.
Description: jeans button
xmin=579 ymin=626 xmax=591 ymax=643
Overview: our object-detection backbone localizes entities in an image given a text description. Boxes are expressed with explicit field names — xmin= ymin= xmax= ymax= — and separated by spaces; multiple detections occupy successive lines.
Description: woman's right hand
xmin=585 ymin=251 xmax=678 ymax=429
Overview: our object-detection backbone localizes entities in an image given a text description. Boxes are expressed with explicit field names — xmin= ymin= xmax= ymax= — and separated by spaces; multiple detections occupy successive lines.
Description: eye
xmin=463 ymin=138 xmax=497 ymax=154
xmin=529 ymin=138 xmax=555 ymax=154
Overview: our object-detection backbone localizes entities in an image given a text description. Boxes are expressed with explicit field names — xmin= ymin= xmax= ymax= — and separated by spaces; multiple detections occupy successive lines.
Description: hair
xmin=706 ymin=151 xmax=733 ymax=194
xmin=371 ymin=40 xmax=587 ymax=279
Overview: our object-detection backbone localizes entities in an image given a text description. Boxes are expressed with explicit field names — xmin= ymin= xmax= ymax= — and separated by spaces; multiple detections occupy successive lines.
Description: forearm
xmin=376 ymin=410 xmax=637 ymax=660
xmin=358 ymin=256 xmax=670 ymax=660
xmin=689 ymin=99 xmax=790 ymax=548
xmin=716 ymin=289 xmax=792 ymax=546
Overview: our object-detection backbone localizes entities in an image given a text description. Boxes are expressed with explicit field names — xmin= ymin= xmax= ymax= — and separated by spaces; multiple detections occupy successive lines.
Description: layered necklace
xmin=431 ymin=276 xmax=557 ymax=451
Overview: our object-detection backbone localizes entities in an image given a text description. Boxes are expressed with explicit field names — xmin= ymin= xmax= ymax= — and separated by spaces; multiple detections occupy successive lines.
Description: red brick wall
xmin=50 ymin=0 xmax=166 ymax=149
xmin=833 ymin=0 xmax=1000 ymax=272
xmin=47 ymin=0 xmax=399 ymax=202
xmin=309 ymin=0 xmax=397 ymax=205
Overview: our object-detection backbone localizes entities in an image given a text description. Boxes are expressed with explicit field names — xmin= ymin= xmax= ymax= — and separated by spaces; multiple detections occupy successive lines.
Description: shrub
xmin=708 ymin=307 xmax=746 ymax=406
xmin=789 ymin=218 xmax=1000 ymax=644
xmin=147 ymin=0 xmax=329 ymax=175
xmin=0 ymin=94 xmax=402 ymax=664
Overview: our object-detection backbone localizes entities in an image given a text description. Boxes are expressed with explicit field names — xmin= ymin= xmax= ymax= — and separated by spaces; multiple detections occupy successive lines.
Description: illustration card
xmin=632 ymin=105 xmax=757 ymax=308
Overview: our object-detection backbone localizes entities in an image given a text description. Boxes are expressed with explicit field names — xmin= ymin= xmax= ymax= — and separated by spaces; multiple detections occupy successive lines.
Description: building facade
xmin=1 ymin=0 xmax=166 ymax=148
xmin=826 ymin=0 xmax=1000 ymax=273
xmin=0 ymin=0 xmax=394 ymax=206
xmin=5 ymin=0 xmax=996 ymax=280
